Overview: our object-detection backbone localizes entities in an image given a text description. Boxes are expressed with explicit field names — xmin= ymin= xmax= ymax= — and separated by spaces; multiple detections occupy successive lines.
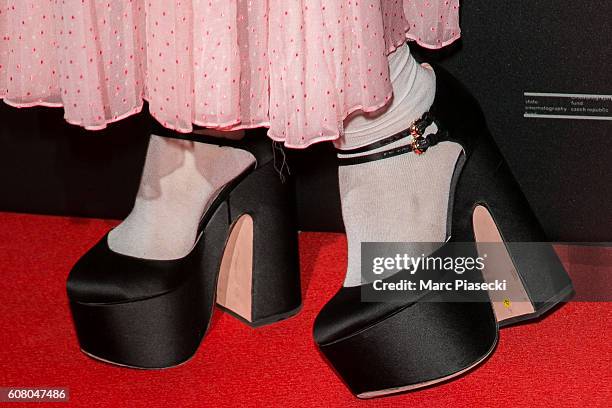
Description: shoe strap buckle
xmin=410 ymin=134 xmax=429 ymax=155
xmin=408 ymin=113 xmax=434 ymax=155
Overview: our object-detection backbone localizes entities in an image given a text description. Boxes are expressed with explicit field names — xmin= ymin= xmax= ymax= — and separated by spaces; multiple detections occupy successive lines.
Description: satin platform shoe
xmin=313 ymin=64 xmax=574 ymax=398
xmin=67 ymin=129 xmax=302 ymax=368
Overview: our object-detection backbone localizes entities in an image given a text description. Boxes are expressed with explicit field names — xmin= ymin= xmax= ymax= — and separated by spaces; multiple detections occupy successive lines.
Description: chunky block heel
xmin=217 ymin=160 xmax=302 ymax=327
xmin=315 ymin=64 xmax=573 ymax=397
xmin=67 ymin=130 xmax=301 ymax=368
xmin=452 ymin=132 xmax=574 ymax=326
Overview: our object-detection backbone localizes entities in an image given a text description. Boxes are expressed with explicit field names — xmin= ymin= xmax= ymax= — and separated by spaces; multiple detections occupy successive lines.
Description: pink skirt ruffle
xmin=0 ymin=1 xmax=459 ymax=148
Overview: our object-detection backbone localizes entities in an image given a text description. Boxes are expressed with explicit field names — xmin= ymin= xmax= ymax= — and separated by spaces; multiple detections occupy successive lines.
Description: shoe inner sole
xmin=216 ymin=214 xmax=254 ymax=322
xmin=472 ymin=205 xmax=535 ymax=323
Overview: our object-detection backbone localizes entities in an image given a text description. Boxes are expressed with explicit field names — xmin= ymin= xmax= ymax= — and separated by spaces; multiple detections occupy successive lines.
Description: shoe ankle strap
xmin=337 ymin=112 xmax=449 ymax=166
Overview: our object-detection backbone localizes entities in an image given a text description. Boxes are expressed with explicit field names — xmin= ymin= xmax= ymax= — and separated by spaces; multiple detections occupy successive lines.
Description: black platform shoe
xmin=313 ymin=64 xmax=574 ymax=398
xmin=67 ymin=129 xmax=302 ymax=369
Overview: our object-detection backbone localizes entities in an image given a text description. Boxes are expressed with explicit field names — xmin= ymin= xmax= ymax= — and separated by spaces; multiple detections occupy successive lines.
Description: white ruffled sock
xmin=339 ymin=43 xmax=462 ymax=287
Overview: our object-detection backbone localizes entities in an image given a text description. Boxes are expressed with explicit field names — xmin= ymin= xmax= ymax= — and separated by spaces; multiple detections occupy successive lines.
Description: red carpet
xmin=0 ymin=212 xmax=610 ymax=407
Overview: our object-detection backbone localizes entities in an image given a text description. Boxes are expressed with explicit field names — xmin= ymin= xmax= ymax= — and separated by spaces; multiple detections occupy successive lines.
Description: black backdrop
xmin=1 ymin=1 xmax=610 ymax=241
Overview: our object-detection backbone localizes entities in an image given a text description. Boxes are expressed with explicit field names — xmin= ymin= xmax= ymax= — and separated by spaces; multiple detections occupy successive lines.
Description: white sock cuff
xmin=338 ymin=43 xmax=436 ymax=151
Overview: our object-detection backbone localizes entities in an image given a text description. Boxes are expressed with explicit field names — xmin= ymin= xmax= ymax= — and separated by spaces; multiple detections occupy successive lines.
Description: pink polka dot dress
xmin=0 ymin=1 xmax=460 ymax=148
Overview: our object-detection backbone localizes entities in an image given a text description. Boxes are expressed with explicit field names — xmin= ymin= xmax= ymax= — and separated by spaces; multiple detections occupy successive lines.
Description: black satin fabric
xmin=67 ymin=200 xmax=231 ymax=368
xmin=67 ymin=234 xmax=198 ymax=304
xmin=320 ymin=298 xmax=498 ymax=397
xmin=70 ymin=269 xmax=209 ymax=368
xmin=228 ymin=160 xmax=302 ymax=324
xmin=435 ymin=65 xmax=571 ymax=310
xmin=66 ymin=127 xmax=280 ymax=307
xmin=426 ymin=63 xmax=485 ymax=156
xmin=313 ymin=243 xmax=474 ymax=345
xmin=314 ymin=64 xmax=487 ymax=347
xmin=314 ymin=63 xmax=573 ymax=396
xmin=449 ymin=132 xmax=574 ymax=316
xmin=313 ymin=64 xmax=501 ymax=395
xmin=314 ymin=259 xmax=498 ymax=395
xmin=65 ymin=129 xmax=302 ymax=368
xmin=315 ymin=63 xmax=572 ymax=348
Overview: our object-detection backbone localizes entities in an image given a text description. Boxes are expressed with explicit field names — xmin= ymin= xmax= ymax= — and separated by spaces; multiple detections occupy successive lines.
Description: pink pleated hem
xmin=384 ymin=32 xmax=461 ymax=57
xmin=148 ymin=88 xmax=397 ymax=149
xmin=403 ymin=33 xmax=462 ymax=52
xmin=1 ymin=30 xmax=461 ymax=149
xmin=1 ymin=98 xmax=64 ymax=109
xmin=2 ymin=89 xmax=397 ymax=150
xmin=0 ymin=95 xmax=145 ymax=131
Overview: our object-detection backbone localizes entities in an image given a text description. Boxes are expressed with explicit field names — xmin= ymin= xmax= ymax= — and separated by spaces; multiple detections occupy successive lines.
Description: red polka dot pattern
xmin=0 ymin=1 xmax=460 ymax=148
